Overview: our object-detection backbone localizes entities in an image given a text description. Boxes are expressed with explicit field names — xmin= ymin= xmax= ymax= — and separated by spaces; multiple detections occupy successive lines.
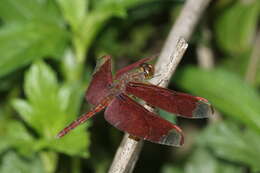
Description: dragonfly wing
xmin=115 ymin=56 xmax=155 ymax=79
xmin=104 ymin=93 xmax=184 ymax=146
xmin=125 ymin=82 xmax=213 ymax=118
xmin=86 ymin=55 xmax=113 ymax=105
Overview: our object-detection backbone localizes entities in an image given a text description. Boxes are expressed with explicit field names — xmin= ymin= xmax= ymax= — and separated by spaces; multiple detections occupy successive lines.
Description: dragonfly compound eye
xmin=140 ymin=63 xmax=154 ymax=78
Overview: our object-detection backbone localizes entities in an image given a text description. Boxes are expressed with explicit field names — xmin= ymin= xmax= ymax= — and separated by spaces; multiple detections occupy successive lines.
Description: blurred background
xmin=1 ymin=0 xmax=260 ymax=173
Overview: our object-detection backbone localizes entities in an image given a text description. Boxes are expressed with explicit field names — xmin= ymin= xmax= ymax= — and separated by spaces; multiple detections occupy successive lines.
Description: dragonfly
xmin=56 ymin=55 xmax=213 ymax=146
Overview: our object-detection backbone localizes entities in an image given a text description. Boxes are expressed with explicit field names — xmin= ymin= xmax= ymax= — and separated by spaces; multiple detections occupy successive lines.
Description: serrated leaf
xmin=215 ymin=1 xmax=259 ymax=54
xmin=0 ymin=152 xmax=44 ymax=173
xmin=0 ymin=0 xmax=68 ymax=77
xmin=12 ymin=99 xmax=34 ymax=127
xmin=175 ymin=66 xmax=260 ymax=134
xmin=12 ymin=61 xmax=90 ymax=157
xmin=201 ymin=122 xmax=260 ymax=172
xmin=5 ymin=121 xmax=36 ymax=156
xmin=24 ymin=61 xmax=59 ymax=107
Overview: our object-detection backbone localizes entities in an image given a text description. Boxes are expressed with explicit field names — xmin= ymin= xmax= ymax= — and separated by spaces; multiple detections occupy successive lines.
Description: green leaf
xmin=220 ymin=51 xmax=251 ymax=78
xmin=0 ymin=0 xmax=61 ymax=23
xmin=60 ymin=0 xmax=142 ymax=62
xmin=12 ymin=61 xmax=90 ymax=157
xmin=0 ymin=0 xmax=68 ymax=77
xmin=49 ymin=124 xmax=90 ymax=157
xmin=0 ymin=110 xmax=37 ymax=157
xmin=56 ymin=0 xmax=87 ymax=31
xmin=13 ymin=61 xmax=60 ymax=134
xmin=0 ymin=0 xmax=41 ymax=21
xmin=5 ymin=121 xmax=36 ymax=156
xmin=0 ymin=152 xmax=44 ymax=173
xmin=92 ymin=0 xmax=151 ymax=10
xmin=201 ymin=122 xmax=260 ymax=172
xmin=72 ymin=3 xmax=126 ymax=62
xmin=214 ymin=1 xmax=259 ymax=54
xmin=175 ymin=66 xmax=260 ymax=134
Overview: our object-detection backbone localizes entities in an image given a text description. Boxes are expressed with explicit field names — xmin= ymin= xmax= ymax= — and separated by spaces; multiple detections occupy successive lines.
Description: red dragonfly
xmin=57 ymin=55 xmax=213 ymax=146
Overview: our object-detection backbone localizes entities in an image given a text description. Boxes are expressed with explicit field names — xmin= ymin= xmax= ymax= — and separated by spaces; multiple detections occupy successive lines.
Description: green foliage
xmin=57 ymin=0 xmax=131 ymax=62
xmin=175 ymin=66 xmax=260 ymax=134
xmin=0 ymin=118 xmax=36 ymax=157
xmin=0 ymin=0 xmax=68 ymax=78
xmin=185 ymin=148 xmax=242 ymax=173
xmin=214 ymin=0 xmax=259 ymax=54
xmin=12 ymin=61 xmax=90 ymax=157
xmin=200 ymin=121 xmax=260 ymax=172
xmin=95 ymin=25 xmax=155 ymax=58
xmin=1 ymin=0 xmax=260 ymax=172
xmin=57 ymin=0 xmax=88 ymax=32
xmin=161 ymin=147 xmax=242 ymax=173
xmin=0 ymin=152 xmax=44 ymax=173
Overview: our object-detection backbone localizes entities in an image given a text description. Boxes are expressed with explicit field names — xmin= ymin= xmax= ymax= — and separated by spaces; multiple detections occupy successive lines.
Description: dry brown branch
xmin=108 ymin=0 xmax=212 ymax=172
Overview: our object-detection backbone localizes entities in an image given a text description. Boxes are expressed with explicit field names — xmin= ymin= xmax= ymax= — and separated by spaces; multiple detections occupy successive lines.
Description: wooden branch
xmin=108 ymin=133 xmax=144 ymax=173
xmin=156 ymin=0 xmax=212 ymax=87
xmin=108 ymin=0 xmax=211 ymax=172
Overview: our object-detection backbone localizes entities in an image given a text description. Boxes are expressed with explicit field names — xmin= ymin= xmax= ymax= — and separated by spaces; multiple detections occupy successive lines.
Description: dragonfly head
xmin=140 ymin=63 xmax=154 ymax=79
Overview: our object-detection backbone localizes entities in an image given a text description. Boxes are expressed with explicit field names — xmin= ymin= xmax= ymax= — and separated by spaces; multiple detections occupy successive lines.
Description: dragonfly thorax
xmin=111 ymin=63 xmax=154 ymax=95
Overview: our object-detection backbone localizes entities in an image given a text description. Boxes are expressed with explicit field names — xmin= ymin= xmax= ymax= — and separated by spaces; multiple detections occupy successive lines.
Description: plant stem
xmin=40 ymin=151 xmax=58 ymax=173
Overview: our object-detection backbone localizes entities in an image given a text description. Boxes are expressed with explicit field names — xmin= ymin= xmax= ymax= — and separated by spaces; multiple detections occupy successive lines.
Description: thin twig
xmin=197 ymin=45 xmax=214 ymax=69
xmin=108 ymin=0 xmax=211 ymax=172
xmin=197 ymin=28 xmax=214 ymax=69
xmin=245 ymin=31 xmax=260 ymax=85
xmin=156 ymin=0 xmax=211 ymax=87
